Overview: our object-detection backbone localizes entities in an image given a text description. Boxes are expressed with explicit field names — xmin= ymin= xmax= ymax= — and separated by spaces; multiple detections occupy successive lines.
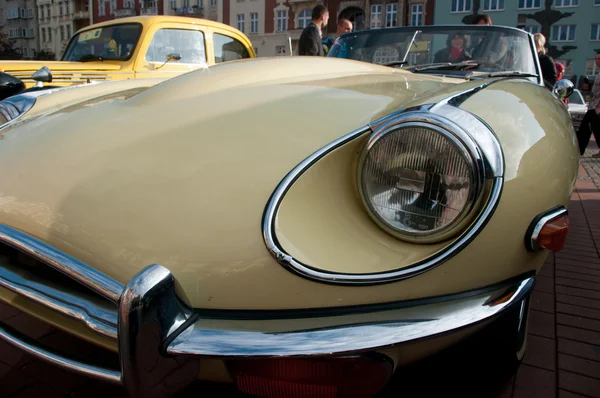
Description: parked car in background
xmin=0 ymin=15 xmax=254 ymax=96
xmin=0 ymin=24 xmax=579 ymax=398
xmin=567 ymin=88 xmax=588 ymax=130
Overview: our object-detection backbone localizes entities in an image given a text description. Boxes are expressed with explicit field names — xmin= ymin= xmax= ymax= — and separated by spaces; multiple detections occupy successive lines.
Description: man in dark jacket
xmin=298 ymin=5 xmax=329 ymax=56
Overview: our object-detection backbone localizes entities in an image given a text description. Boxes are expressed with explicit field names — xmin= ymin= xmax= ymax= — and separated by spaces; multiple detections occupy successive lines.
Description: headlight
xmin=358 ymin=114 xmax=486 ymax=243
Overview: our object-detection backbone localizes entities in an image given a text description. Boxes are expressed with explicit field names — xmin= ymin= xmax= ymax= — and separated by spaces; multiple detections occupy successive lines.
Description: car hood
xmin=0 ymin=57 xmax=478 ymax=308
xmin=0 ymin=60 xmax=123 ymax=85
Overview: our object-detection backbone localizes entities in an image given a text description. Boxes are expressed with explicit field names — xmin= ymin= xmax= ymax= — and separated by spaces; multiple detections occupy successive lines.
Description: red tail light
xmin=227 ymin=355 xmax=394 ymax=398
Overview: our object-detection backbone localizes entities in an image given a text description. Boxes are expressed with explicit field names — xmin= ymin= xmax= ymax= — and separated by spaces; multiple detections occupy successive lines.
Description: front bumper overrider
xmin=0 ymin=224 xmax=534 ymax=397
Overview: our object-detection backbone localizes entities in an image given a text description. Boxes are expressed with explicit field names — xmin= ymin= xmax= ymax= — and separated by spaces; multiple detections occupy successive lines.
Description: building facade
xmin=1 ymin=0 xmax=39 ymax=59
xmin=433 ymin=0 xmax=600 ymax=87
xmin=37 ymin=0 xmax=91 ymax=59
xmin=226 ymin=0 xmax=434 ymax=57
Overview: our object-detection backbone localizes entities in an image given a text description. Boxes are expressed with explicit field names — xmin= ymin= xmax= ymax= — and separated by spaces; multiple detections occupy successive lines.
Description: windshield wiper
xmin=486 ymin=71 xmax=539 ymax=78
xmin=410 ymin=62 xmax=481 ymax=72
xmin=78 ymin=54 xmax=104 ymax=62
xmin=382 ymin=61 xmax=409 ymax=67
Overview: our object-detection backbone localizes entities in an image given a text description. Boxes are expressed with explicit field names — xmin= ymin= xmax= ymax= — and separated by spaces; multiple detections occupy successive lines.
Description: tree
xmin=0 ymin=27 xmax=19 ymax=60
xmin=524 ymin=0 xmax=576 ymax=59
xmin=461 ymin=0 xmax=481 ymax=24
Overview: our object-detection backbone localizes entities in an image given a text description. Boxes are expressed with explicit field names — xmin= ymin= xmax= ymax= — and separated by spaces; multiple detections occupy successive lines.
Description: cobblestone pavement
xmin=2 ymin=144 xmax=600 ymax=397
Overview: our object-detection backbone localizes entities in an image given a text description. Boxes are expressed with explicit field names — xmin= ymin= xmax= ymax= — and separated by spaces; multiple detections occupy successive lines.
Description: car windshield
xmin=328 ymin=25 xmax=538 ymax=79
xmin=62 ymin=23 xmax=143 ymax=62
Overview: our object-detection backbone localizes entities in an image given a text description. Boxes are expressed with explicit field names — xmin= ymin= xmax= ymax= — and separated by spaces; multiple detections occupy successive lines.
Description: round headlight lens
xmin=359 ymin=122 xmax=480 ymax=243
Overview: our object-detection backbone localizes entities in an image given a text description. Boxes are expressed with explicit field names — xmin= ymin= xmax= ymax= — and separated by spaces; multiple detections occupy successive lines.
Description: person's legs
xmin=576 ymin=110 xmax=597 ymax=155
xmin=590 ymin=112 xmax=600 ymax=157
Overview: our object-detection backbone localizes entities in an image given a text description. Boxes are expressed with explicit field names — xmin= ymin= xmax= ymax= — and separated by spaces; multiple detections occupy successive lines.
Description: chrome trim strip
xmin=167 ymin=276 xmax=534 ymax=358
xmin=0 ymin=264 xmax=118 ymax=340
xmin=262 ymin=90 xmax=505 ymax=284
xmin=0 ymin=323 xmax=121 ymax=384
xmin=0 ymin=95 xmax=36 ymax=130
xmin=527 ymin=206 xmax=568 ymax=251
xmin=0 ymin=225 xmax=124 ymax=303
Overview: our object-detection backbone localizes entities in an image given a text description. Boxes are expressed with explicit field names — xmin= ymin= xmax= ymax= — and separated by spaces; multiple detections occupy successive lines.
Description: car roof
xmin=73 ymin=15 xmax=242 ymax=35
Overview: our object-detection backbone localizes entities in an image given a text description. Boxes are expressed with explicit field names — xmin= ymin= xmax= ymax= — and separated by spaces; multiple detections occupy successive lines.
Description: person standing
xmin=298 ymin=5 xmax=329 ymax=56
xmin=533 ymin=33 xmax=557 ymax=89
xmin=323 ymin=18 xmax=353 ymax=55
xmin=576 ymin=51 xmax=600 ymax=156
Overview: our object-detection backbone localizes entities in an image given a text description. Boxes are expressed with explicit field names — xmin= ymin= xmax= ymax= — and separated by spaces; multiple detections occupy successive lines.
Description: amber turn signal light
xmin=525 ymin=206 xmax=569 ymax=252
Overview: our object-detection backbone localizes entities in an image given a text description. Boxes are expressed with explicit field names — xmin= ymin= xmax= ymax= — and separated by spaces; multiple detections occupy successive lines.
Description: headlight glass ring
xmin=358 ymin=114 xmax=486 ymax=243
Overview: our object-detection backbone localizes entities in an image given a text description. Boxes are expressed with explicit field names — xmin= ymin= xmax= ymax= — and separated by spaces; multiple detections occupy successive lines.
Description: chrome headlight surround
xmin=262 ymin=84 xmax=505 ymax=285
xmin=357 ymin=111 xmax=488 ymax=244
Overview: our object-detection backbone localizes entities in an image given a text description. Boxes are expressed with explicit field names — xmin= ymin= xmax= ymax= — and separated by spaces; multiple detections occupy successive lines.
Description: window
xmin=46 ymin=4 xmax=51 ymax=18
xmin=20 ymin=8 xmax=26 ymax=18
xmin=386 ymin=3 xmax=397 ymax=27
xmin=523 ymin=25 xmax=540 ymax=34
xmin=48 ymin=29 xmax=52 ymax=41
xmin=250 ymin=12 xmax=258 ymax=34
xmin=451 ymin=0 xmax=471 ymax=13
xmin=198 ymin=0 xmax=203 ymax=6
xmin=40 ymin=6 xmax=44 ymax=18
xmin=62 ymin=23 xmax=142 ymax=61
xmin=27 ymin=28 xmax=34 ymax=37
xmin=555 ymin=0 xmax=578 ymax=7
xmin=7 ymin=8 xmax=19 ymax=19
xmin=518 ymin=0 xmax=541 ymax=9
xmin=184 ymin=0 xmax=190 ymax=6
xmin=27 ymin=8 xmax=33 ymax=18
xmin=591 ymin=24 xmax=600 ymax=41
xmin=586 ymin=59 xmax=599 ymax=75
xmin=210 ymin=0 xmax=216 ymax=6
xmin=370 ymin=4 xmax=382 ymax=28
xmin=276 ymin=10 xmax=287 ymax=32
xmin=146 ymin=29 xmax=206 ymax=64
xmin=110 ymin=0 xmax=116 ymax=14
xmin=237 ymin=14 xmax=244 ymax=32
xmin=59 ymin=2 xmax=63 ymax=15
xmin=276 ymin=45 xmax=285 ymax=56
xmin=410 ymin=4 xmax=422 ymax=26
xmin=98 ymin=1 xmax=105 ymax=16
xmin=170 ymin=0 xmax=176 ymax=9
xmin=483 ymin=0 xmax=504 ymax=11
xmin=125 ymin=0 xmax=134 ymax=7
xmin=551 ymin=24 xmax=576 ymax=41
xmin=66 ymin=25 xmax=71 ymax=38
xmin=60 ymin=26 xmax=65 ymax=41
xmin=42 ymin=28 xmax=46 ymax=42
xmin=298 ymin=9 xmax=311 ymax=29
xmin=213 ymin=32 xmax=250 ymax=63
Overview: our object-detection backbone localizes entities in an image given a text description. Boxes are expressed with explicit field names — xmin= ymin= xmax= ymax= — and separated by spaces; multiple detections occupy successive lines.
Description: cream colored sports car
xmin=0 ymin=25 xmax=579 ymax=398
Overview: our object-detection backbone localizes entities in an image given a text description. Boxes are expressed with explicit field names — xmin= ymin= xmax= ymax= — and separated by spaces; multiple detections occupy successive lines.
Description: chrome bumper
xmin=0 ymin=224 xmax=535 ymax=397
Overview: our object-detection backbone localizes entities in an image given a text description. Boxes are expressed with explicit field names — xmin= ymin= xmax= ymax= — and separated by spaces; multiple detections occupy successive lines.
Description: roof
xmin=74 ymin=15 xmax=242 ymax=35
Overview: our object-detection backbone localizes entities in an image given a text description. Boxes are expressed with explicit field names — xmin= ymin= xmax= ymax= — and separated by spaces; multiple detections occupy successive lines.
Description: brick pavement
xmin=2 ymin=146 xmax=600 ymax=397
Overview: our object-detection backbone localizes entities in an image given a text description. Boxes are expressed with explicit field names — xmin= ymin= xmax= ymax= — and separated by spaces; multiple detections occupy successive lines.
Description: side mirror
xmin=0 ymin=72 xmax=25 ymax=101
xmin=553 ymin=79 xmax=574 ymax=101
xmin=32 ymin=66 xmax=52 ymax=83
xmin=154 ymin=53 xmax=182 ymax=70
xmin=166 ymin=53 xmax=182 ymax=62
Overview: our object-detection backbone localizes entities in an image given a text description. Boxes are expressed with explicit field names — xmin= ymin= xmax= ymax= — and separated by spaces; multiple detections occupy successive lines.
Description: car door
xmin=134 ymin=22 xmax=209 ymax=80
